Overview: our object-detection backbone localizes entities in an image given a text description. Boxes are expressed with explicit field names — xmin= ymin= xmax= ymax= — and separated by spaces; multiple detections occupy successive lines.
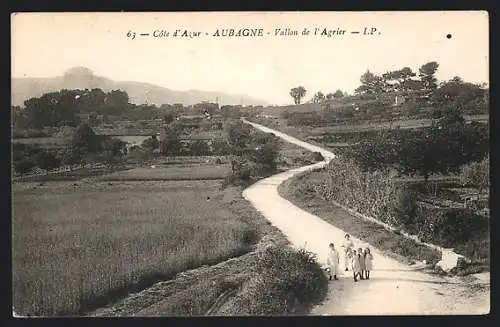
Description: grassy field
xmin=97 ymin=163 xmax=231 ymax=181
xmin=12 ymin=177 xmax=265 ymax=316
xmin=12 ymin=126 xmax=331 ymax=317
xmin=12 ymin=136 xmax=67 ymax=149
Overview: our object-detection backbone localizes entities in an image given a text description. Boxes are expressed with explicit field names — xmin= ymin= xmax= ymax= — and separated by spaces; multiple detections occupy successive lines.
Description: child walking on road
xmin=358 ymin=247 xmax=366 ymax=280
xmin=351 ymin=249 xmax=362 ymax=282
xmin=342 ymin=234 xmax=354 ymax=272
xmin=364 ymin=248 xmax=373 ymax=280
xmin=326 ymin=243 xmax=340 ymax=280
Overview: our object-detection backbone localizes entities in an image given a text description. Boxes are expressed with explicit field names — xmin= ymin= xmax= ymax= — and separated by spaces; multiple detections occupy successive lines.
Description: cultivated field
xmin=12 ymin=173 xmax=262 ymax=316
xmin=97 ymin=163 xmax=231 ymax=181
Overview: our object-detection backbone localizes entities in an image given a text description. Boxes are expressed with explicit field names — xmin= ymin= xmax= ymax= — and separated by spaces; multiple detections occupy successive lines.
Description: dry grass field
xmin=12 ymin=177 xmax=261 ymax=316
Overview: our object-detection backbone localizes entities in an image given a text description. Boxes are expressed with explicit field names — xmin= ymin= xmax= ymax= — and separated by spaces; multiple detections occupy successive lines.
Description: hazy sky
xmin=11 ymin=11 xmax=489 ymax=105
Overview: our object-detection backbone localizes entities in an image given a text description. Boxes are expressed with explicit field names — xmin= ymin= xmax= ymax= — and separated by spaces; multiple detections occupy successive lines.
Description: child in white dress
xmin=326 ymin=243 xmax=340 ymax=280
xmin=341 ymin=234 xmax=354 ymax=271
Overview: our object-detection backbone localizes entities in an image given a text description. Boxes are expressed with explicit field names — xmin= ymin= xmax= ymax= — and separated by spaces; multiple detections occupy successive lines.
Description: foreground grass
xmin=218 ymin=247 xmax=328 ymax=315
xmin=279 ymin=170 xmax=443 ymax=265
xmin=92 ymin=238 xmax=328 ymax=316
xmin=12 ymin=179 xmax=261 ymax=316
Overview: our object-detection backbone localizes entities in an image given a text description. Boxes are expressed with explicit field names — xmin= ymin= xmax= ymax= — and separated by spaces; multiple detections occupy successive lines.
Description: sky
xmin=11 ymin=11 xmax=489 ymax=105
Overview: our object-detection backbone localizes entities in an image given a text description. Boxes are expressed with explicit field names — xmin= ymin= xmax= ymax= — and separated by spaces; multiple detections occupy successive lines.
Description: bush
xmin=459 ymin=155 xmax=489 ymax=192
xmin=35 ymin=150 xmax=61 ymax=172
xmin=189 ymin=140 xmax=211 ymax=156
xmin=431 ymin=208 xmax=489 ymax=248
xmin=224 ymin=246 xmax=327 ymax=315
xmin=389 ymin=187 xmax=419 ymax=230
xmin=14 ymin=159 xmax=36 ymax=175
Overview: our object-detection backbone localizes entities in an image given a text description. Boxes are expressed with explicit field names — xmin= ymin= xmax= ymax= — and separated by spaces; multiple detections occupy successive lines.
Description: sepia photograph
xmin=10 ymin=11 xmax=489 ymax=317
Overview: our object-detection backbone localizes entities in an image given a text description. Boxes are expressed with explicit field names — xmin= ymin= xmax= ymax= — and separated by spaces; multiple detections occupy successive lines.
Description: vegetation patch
xmin=12 ymin=180 xmax=264 ymax=316
xmin=97 ymin=164 xmax=231 ymax=181
xmin=279 ymin=172 xmax=442 ymax=265
xmin=217 ymin=247 xmax=328 ymax=315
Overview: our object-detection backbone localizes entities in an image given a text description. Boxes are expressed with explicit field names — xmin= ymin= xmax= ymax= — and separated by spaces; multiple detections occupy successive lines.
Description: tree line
xmin=13 ymin=123 xmax=128 ymax=175
xmin=12 ymin=87 xmax=238 ymax=132
xmin=287 ymin=61 xmax=488 ymax=119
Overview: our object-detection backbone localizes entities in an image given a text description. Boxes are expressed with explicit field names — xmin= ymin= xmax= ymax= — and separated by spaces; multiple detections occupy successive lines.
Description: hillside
xmin=11 ymin=67 xmax=268 ymax=107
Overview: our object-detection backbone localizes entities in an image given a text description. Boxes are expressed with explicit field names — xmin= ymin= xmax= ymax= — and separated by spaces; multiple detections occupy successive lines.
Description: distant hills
xmin=11 ymin=66 xmax=269 ymax=107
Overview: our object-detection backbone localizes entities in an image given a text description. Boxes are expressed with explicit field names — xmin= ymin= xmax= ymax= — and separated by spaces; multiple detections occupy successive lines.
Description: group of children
xmin=326 ymin=233 xmax=374 ymax=282
xmin=349 ymin=246 xmax=373 ymax=282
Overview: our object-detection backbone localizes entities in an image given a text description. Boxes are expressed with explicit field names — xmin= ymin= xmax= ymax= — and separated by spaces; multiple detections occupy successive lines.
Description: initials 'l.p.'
xmin=363 ymin=27 xmax=378 ymax=35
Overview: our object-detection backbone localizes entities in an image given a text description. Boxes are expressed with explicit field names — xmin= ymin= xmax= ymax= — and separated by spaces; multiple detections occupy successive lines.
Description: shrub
xmin=35 ymin=150 xmax=61 ymax=172
xmin=141 ymin=136 xmax=159 ymax=150
xmin=189 ymin=140 xmax=211 ymax=156
xmin=14 ymin=159 xmax=36 ymax=175
xmin=431 ymin=208 xmax=489 ymax=248
xmin=459 ymin=155 xmax=489 ymax=193
xmin=389 ymin=187 xmax=419 ymax=230
xmin=225 ymin=246 xmax=327 ymax=315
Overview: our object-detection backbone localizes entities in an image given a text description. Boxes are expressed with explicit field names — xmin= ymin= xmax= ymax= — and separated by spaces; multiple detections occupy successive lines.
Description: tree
xmin=71 ymin=122 xmax=100 ymax=153
xmin=14 ymin=159 xmax=36 ymax=175
xmin=247 ymin=142 xmax=280 ymax=172
xmin=418 ymin=61 xmax=439 ymax=94
xmin=432 ymin=77 xmax=487 ymax=117
xmin=100 ymin=137 xmax=128 ymax=157
xmin=88 ymin=111 xmax=99 ymax=126
xmin=190 ymin=140 xmax=211 ymax=155
xmin=12 ymin=106 xmax=30 ymax=130
xmin=396 ymin=130 xmax=442 ymax=180
xmin=382 ymin=67 xmax=418 ymax=93
xmin=61 ymin=147 xmax=84 ymax=168
xmin=105 ymin=90 xmax=129 ymax=107
xmin=460 ymin=155 xmax=489 ymax=196
xmin=127 ymin=145 xmax=149 ymax=166
xmin=163 ymin=113 xmax=175 ymax=124
xmin=212 ymin=139 xmax=232 ymax=155
xmin=223 ymin=119 xmax=252 ymax=153
xmin=355 ymin=70 xmax=386 ymax=95
xmin=86 ymin=88 xmax=107 ymax=109
xmin=141 ymin=135 xmax=160 ymax=150
xmin=290 ymin=86 xmax=307 ymax=105
xmin=23 ymin=91 xmax=78 ymax=128
xmin=160 ymin=123 xmax=182 ymax=155
xmin=333 ymin=90 xmax=344 ymax=98
xmin=396 ymin=118 xmax=488 ymax=181
xmin=325 ymin=93 xmax=335 ymax=100
xmin=35 ymin=150 xmax=61 ymax=173
xmin=96 ymin=150 xmax=124 ymax=168
xmin=102 ymin=89 xmax=130 ymax=115
xmin=312 ymin=91 xmax=326 ymax=104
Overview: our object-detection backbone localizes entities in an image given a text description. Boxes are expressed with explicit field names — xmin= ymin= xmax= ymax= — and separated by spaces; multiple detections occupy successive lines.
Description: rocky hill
xmin=11 ymin=67 xmax=268 ymax=107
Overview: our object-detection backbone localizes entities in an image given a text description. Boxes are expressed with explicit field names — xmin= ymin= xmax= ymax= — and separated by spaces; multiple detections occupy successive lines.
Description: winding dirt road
xmin=242 ymin=120 xmax=490 ymax=316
